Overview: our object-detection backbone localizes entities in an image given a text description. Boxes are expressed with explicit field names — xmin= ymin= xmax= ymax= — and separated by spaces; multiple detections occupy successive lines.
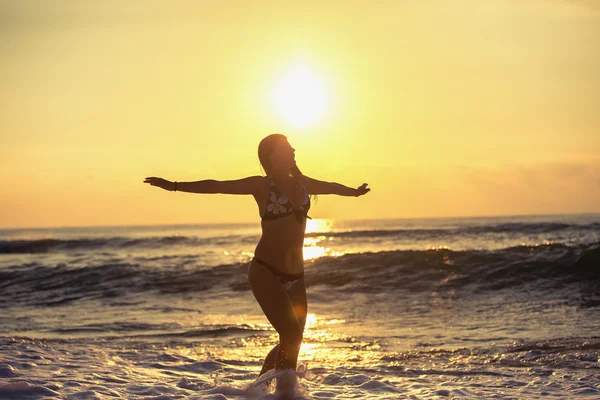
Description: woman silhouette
xmin=144 ymin=133 xmax=370 ymax=394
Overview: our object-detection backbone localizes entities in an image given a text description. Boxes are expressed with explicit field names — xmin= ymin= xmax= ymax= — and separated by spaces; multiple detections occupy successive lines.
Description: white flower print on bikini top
xmin=267 ymin=190 xmax=290 ymax=215
xmin=262 ymin=177 xmax=311 ymax=221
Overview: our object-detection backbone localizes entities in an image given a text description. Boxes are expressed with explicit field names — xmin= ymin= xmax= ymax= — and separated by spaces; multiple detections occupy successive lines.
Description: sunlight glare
xmin=303 ymin=246 xmax=345 ymax=260
xmin=305 ymin=313 xmax=318 ymax=329
xmin=305 ymin=218 xmax=333 ymax=234
xmin=272 ymin=62 xmax=330 ymax=128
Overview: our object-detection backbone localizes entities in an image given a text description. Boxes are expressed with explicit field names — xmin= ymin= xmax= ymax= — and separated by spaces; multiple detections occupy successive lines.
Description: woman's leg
xmin=248 ymin=260 xmax=306 ymax=372
xmin=258 ymin=277 xmax=307 ymax=375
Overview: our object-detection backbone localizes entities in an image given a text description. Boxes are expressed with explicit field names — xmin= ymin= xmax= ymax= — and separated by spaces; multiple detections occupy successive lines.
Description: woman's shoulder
xmin=290 ymin=175 xmax=311 ymax=190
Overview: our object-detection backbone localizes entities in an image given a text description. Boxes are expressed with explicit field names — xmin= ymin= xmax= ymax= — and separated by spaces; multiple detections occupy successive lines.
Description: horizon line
xmin=1 ymin=211 xmax=599 ymax=231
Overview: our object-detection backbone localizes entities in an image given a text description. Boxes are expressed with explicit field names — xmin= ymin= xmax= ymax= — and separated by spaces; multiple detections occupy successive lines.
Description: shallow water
xmin=1 ymin=214 xmax=599 ymax=398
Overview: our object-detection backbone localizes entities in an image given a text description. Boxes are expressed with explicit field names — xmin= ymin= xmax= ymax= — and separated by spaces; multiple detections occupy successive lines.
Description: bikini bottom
xmin=252 ymin=257 xmax=304 ymax=291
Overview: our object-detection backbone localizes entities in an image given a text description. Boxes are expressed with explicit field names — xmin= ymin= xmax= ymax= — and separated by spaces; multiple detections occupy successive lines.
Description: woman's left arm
xmin=298 ymin=175 xmax=370 ymax=197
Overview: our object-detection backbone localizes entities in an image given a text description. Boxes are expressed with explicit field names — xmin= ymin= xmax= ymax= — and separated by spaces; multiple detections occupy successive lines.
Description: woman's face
xmin=269 ymin=139 xmax=296 ymax=171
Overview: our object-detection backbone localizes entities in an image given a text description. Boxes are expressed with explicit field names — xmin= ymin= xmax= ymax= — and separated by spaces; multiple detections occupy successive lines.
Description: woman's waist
xmin=255 ymin=235 xmax=304 ymax=252
xmin=260 ymin=219 xmax=306 ymax=238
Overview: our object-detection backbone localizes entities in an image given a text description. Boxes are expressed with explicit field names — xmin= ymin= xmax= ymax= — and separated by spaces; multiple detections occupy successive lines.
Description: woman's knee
xmin=281 ymin=322 xmax=303 ymax=344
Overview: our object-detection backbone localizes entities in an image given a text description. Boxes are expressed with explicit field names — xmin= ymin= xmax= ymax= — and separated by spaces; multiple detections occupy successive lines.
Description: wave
xmin=305 ymin=242 xmax=600 ymax=294
xmin=0 ymin=235 xmax=252 ymax=254
xmin=1 ymin=242 xmax=598 ymax=308
xmin=305 ymin=222 xmax=600 ymax=239
xmin=2 ymin=222 xmax=597 ymax=254
xmin=380 ymin=336 xmax=600 ymax=374
xmin=46 ymin=323 xmax=265 ymax=338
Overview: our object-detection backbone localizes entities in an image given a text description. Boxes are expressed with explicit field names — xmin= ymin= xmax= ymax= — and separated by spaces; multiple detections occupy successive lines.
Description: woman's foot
xmin=275 ymin=368 xmax=298 ymax=396
xmin=256 ymin=379 xmax=273 ymax=394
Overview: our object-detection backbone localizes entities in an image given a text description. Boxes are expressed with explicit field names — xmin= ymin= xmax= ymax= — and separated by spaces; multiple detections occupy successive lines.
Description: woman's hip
xmin=248 ymin=257 xmax=304 ymax=292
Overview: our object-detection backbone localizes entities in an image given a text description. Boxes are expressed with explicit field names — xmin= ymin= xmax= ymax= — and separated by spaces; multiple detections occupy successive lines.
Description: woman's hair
xmin=258 ymin=133 xmax=303 ymax=177
xmin=258 ymin=133 xmax=317 ymax=203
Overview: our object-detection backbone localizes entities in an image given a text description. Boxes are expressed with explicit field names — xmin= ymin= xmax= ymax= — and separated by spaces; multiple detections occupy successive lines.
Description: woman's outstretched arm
xmin=297 ymin=175 xmax=370 ymax=197
xmin=144 ymin=176 xmax=263 ymax=195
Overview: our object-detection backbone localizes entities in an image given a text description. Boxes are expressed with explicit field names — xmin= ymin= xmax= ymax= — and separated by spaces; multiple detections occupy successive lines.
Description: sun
xmin=271 ymin=62 xmax=330 ymax=129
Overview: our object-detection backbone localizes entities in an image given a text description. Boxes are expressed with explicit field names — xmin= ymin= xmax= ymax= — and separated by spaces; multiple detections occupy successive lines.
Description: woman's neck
xmin=270 ymin=169 xmax=290 ymax=180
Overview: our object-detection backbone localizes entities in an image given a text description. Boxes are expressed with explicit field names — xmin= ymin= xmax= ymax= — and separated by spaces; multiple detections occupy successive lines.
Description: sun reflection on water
xmin=303 ymin=220 xmax=344 ymax=260
xmin=303 ymin=245 xmax=345 ymax=260
xmin=297 ymin=313 xmax=379 ymax=365
xmin=139 ymin=311 xmax=392 ymax=382
xmin=305 ymin=219 xmax=334 ymax=234
xmin=305 ymin=313 xmax=318 ymax=329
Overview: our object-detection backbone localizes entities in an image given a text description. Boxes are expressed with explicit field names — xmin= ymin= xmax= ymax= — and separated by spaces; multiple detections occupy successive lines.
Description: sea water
xmin=1 ymin=214 xmax=599 ymax=399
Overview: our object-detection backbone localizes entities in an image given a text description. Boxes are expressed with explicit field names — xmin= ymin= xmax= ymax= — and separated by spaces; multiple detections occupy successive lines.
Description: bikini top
xmin=261 ymin=176 xmax=311 ymax=223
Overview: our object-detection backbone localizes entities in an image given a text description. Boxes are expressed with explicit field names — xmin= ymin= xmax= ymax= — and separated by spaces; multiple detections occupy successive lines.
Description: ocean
xmin=1 ymin=214 xmax=599 ymax=399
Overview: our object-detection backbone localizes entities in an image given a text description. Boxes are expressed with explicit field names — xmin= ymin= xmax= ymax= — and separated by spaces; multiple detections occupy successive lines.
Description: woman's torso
xmin=252 ymin=175 xmax=310 ymax=275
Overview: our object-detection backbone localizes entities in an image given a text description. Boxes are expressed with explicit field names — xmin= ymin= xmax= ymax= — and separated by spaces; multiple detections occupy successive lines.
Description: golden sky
xmin=1 ymin=1 xmax=599 ymax=228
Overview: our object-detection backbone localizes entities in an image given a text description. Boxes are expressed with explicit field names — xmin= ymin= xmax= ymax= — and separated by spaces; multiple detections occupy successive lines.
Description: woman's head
xmin=258 ymin=133 xmax=301 ymax=176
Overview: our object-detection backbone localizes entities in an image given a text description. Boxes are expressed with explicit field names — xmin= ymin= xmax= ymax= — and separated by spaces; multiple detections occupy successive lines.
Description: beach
xmin=1 ymin=214 xmax=599 ymax=399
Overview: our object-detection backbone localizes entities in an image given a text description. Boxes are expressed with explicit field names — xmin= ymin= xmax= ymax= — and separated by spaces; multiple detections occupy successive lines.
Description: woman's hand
xmin=144 ymin=177 xmax=174 ymax=191
xmin=355 ymin=183 xmax=370 ymax=197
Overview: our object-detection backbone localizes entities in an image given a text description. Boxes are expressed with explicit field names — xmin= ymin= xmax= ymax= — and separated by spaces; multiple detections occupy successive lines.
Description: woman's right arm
xmin=144 ymin=176 xmax=263 ymax=195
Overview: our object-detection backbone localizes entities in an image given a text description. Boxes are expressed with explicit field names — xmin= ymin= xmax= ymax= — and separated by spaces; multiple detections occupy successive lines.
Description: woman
xmin=144 ymin=133 xmax=370 ymax=394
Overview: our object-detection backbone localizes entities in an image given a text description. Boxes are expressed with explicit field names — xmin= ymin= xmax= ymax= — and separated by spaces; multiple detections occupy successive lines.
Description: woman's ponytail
xmin=290 ymin=163 xmax=303 ymax=177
